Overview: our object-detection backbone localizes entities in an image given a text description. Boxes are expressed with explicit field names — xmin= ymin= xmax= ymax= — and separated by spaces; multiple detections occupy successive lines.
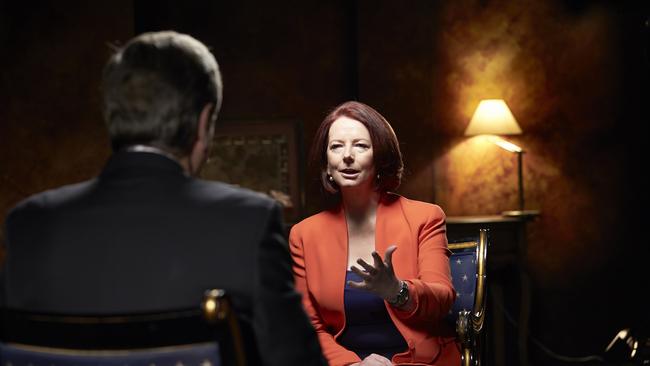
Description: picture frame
xmin=200 ymin=119 xmax=303 ymax=223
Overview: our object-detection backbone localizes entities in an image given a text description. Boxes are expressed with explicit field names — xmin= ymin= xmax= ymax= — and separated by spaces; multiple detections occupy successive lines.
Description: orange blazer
xmin=289 ymin=193 xmax=460 ymax=366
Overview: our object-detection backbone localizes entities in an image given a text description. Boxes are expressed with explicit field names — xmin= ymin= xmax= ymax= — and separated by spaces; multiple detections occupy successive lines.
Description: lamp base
xmin=501 ymin=209 xmax=540 ymax=219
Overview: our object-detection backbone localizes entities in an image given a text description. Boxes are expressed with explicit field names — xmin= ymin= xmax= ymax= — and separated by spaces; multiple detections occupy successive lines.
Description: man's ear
xmin=197 ymin=103 xmax=215 ymax=143
xmin=187 ymin=103 xmax=215 ymax=175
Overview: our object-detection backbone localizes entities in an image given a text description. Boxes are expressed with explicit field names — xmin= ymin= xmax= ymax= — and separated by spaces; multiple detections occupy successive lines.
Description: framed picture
xmin=200 ymin=119 xmax=303 ymax=223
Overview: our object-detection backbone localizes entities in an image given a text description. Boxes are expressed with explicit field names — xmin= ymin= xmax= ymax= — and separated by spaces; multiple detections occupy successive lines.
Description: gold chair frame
xmin=448 ymin=229 xmax=488 ymax=366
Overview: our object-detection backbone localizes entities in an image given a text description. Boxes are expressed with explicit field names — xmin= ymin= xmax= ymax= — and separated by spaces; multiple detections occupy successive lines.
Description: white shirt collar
xmin=123 ymin=145 xmax=183 ymax=166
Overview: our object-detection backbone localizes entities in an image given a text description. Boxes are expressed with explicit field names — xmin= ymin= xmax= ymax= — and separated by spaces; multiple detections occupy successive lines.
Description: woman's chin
xmin=338 ymin=181 xmax=376 ymax=193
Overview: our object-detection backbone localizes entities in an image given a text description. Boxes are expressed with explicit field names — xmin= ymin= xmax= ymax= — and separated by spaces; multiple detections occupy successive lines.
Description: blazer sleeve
xmin=289 ymin=225 xmax=361 ymax=366
xmin=253 ymin=202 xmax=327 ymax=366
xmin=392 ymin=204 xmax=455 ymax=325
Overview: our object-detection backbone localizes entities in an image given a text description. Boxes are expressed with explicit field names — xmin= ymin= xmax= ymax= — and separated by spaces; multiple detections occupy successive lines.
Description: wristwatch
xmin=387 ymin=280 xmax=409 ymax=307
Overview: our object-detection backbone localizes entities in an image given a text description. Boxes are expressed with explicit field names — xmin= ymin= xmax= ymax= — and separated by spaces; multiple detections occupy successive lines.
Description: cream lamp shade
xmin=464 ymin=99 xmax=522 ymax=136
xmin=462 ymin=98 xmax=538 ymax=216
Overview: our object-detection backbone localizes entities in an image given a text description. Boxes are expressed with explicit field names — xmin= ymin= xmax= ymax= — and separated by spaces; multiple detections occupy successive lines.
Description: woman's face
xmin=326 ymin=117 xmax=375 ymax=192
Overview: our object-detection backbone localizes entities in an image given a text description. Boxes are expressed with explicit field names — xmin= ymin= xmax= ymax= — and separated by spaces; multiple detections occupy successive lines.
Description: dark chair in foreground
xmin=0 ymin=289 xmax=246 ymax=366
xmin=447 ymin=229 xmax=489 ymax=366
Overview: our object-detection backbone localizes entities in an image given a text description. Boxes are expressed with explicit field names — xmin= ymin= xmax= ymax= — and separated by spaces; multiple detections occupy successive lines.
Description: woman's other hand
xmin=350 ymin=353 xmax=393 ymax=365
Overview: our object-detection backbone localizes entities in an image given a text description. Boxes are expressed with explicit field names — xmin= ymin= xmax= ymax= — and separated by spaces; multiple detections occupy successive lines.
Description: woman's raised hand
xmin=348 ymin=245 xmax=401 ymax=301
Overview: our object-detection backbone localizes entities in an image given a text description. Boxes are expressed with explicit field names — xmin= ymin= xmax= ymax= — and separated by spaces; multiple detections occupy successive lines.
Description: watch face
xmin=400 ymin=282 xmax=409 ymax=299
xmin=390 ymin=281 xmax=409 ymax=306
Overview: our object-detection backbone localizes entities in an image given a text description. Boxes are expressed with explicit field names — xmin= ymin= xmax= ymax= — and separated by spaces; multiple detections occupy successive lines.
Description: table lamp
xmin=464 ymin=99 xmax=539 ymax=217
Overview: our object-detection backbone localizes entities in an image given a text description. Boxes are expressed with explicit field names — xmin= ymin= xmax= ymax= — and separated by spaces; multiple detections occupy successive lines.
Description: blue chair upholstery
xmin=447 ymin=229 xmax=489 ymax=366
xmin=0 ymin=289 xmax=245 ymax=366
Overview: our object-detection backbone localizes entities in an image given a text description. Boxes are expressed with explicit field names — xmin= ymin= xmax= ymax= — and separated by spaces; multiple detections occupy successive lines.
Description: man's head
xmin=102 ymin=31 xmax=222 ymax=168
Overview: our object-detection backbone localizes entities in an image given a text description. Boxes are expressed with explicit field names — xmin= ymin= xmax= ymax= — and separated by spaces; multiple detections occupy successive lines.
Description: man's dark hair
xmin=102 ymin=31 xmax=222 ymax=156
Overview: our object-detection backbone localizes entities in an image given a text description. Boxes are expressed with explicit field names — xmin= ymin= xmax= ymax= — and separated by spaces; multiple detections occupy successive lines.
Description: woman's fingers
xmin=371 ymin=251 xmax=386 ymax=270
xmin=384 ymin=245 xmax=397 ymax=270
xmin=356 ymin=258 xmax=378 ymax=274
xmin=350 ymin=265 xmax=373 ymax=280
xmin=350 ymin=246 xmax=401 ymax=298
xmin=347 ymin=280 xmax=366 ymax=289
xmin=352 ymin=246 xmax=399 ymax=277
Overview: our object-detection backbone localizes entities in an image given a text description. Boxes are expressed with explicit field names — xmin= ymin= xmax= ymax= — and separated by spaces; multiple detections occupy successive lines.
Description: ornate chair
xmin=0 ymin=289 xmax=246 ymax=366
xmin=447 ymin=229 xmax=489 ymax=366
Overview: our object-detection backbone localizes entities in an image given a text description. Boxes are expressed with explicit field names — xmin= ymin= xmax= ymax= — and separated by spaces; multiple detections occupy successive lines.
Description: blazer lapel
xmin=375 ymin=194 xmax=417 ymax=280
xmin=313 ymin=206 xmax=349 ymax=334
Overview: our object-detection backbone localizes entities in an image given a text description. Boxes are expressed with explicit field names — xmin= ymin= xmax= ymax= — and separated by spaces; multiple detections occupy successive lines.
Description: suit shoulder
xmin=5 ymin=179 xmax=97 ymax=234
xmin=190 ymin=179 xmax=277 ymax=210
xmin=289 ymin=209 xmax=338 ymax=237
xmin=292 ymin=209 xmax=338 ymax=229
xmin=8 ymin=180 xmax=97 ymax=214
xmin=392 ymin=194 xmax=446 ymax=220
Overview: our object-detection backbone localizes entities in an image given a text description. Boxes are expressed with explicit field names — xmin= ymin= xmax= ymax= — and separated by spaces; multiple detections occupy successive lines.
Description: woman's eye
xmin=355 ymin=143 xmax=369 ymax=149
xmin=329 ymin=144 xmax=343 ymax=150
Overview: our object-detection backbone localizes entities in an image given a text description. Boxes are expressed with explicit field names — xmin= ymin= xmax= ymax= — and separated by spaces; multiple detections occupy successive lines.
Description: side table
xmin=447 ymin=212 xmax=539 ymax=366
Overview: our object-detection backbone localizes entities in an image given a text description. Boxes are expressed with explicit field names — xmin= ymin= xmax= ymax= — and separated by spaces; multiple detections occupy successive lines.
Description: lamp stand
xmin=499 ymin=150 xmax=538 ymax=366
xmin=502 ymin=150 xmax=540 ymax=218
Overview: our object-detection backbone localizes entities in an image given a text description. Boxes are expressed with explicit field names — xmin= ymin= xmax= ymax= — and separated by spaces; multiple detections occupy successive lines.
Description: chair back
xmin=447 ymin=229 xmax=488 ymax=366
xmin=0 ymin=342 xmax=221 ymax=366
xmin=0 ymin=289 xmax=246 ymax=366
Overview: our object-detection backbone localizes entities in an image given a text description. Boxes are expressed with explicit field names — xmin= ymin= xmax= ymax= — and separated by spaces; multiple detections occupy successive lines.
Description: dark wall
xmin=356 ymin=1 xmax=440 ymax=203
xmin=0 ymin=1 xmax=132 ymax=219
xmin=1 ymin=0 xmax=648 ymax=364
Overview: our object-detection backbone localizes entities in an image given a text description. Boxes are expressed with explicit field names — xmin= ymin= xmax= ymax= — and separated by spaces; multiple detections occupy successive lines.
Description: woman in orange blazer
xmin=290 ymin=101 xmax=460 ymax=366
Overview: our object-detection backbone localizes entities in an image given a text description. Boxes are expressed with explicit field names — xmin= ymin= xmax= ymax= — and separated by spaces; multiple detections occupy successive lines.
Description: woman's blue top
xmin=337 ymin=271 xmax=408 ymax=359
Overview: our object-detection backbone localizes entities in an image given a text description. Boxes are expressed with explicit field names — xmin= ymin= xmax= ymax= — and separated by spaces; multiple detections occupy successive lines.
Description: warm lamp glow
xmin=464 ymin=99 xmax=522 ymax=136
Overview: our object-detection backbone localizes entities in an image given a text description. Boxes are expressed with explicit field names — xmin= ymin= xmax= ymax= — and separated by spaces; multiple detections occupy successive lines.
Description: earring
xmin=328 ymin=174 xmax=334 ymax=182
xmin=376 ymin=173 xmax=381 ymax=180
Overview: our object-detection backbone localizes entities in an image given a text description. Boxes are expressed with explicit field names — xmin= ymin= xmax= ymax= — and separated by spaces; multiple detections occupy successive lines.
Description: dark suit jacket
xmin=1 ymin=151 xmax=325 ymax=366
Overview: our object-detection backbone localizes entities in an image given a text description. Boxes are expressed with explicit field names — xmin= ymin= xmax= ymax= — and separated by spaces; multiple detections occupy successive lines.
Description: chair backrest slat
xmin=0 ymin=342 xmax=222 ymax=366
xmin=0 ymin=288 xmax=245 ymax=366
